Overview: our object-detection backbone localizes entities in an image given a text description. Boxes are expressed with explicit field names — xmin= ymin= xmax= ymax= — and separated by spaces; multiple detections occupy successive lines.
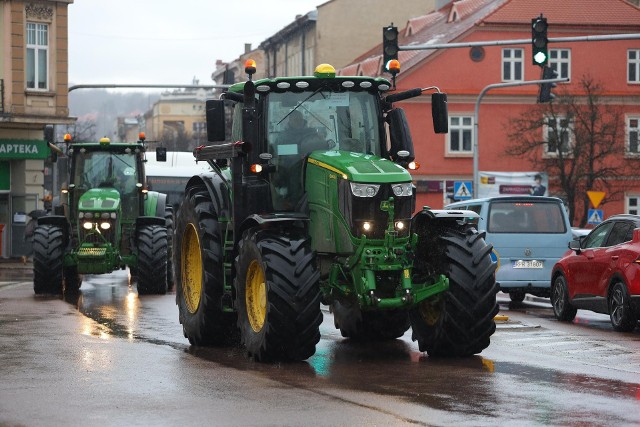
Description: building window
xmin=629 ymin=49 xmax=640 ymax=83
xmin=545 ymin=116 xmax=572 ymax=155
xmin=447 ymin=116 xmax=473 ymax=154
xmin=627 ymin=116 xmax=640 ymax=154
xmin=192 ymin=122 xmax=206 ymax=133
xmin=549 ymin=49 xmax=571 ymax=81
xmin=502 ymin=48 xmax=523 ymax=81
xmin=626 ymin=195 xmax=639 ymax=215
xmin=26 ymin=22 xmax=48 ymax=90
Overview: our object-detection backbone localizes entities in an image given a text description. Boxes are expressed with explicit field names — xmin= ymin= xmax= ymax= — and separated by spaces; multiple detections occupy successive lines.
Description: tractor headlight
xmin=82 ymin=221 xmax=93 ymax=230
xmin=99 ymin=221 xmax=111 ymax=230
xmin=391 ymin=183 xmax=413 ymax=197
xmin=362 ymin=221 xmax=373 ymax=232
xmin=350 ymin=183 xmax=380 ymax=197
xmin=395 ymin=221 xmax=406 ymax=231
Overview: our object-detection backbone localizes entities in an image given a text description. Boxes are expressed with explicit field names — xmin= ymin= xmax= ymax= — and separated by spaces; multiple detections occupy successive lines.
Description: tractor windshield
xmin=265 ymin=90 xmax=382 ymax=211
xmin=267 ymin=90 xmax=382 ymax=157
xmin=72 ymin=149 xmax=140 ymax=217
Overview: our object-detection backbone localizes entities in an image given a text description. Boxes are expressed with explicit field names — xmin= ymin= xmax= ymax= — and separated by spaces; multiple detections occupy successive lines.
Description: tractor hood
xmin=78 ymin=188 xmax=121 ymax=211
xmin=308 ymin=151 xmax=411 ymax=183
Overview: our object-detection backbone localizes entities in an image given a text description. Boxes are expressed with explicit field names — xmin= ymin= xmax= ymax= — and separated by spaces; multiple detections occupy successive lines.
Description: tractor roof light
xmin=138 ymin=132 xmax=146 ymax=141
xmin=314 ymin=64 xmax=336 ymax=79
xmin=245 ymin=59 xmax=257 ymax=78
xmin=63 ymin=133 xmax=72 ymax=143
xmin=250 ymin=163 xmax=263 ymax=173
xmin=387 ymin=59 xmax=401 ymax=74
xmin=408 ymin=161 xmax=420 ymax=170
xmin=99 ymin=137 xmax=110 ymax=145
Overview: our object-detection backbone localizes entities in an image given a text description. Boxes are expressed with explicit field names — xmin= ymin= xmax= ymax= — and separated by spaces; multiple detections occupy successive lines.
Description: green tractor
xmin=174 ymin=62 xmax=498 ymax=361
xmin=33 ymin=129 xmax=173 ymax=295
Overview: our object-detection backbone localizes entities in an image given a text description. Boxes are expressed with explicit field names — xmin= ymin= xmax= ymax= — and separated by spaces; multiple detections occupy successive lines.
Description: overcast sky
xmin=68 ymin=1 xmax=321 ymax=87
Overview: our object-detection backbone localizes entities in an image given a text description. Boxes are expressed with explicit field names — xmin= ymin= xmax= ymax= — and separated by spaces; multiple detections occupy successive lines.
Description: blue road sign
xmin=453 ymin=181 xmax=473 ymax=200
xmin=587 ymin=209 xmax=603 ymax=225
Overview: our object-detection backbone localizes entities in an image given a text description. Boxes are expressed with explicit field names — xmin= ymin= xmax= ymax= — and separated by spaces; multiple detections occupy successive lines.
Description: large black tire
xmin=165 ymin=206 xmax=175 ymax=290
xmin=174 ymin=185 xmax=235 ymax=345
xmin=410 ymin=224 xmax=498 ymax=357
xmin=551 ymin=273 xmax=577 ymax=321
xmin=136 ymin=225 xmax=168 ymax=295
xmin=32 ymin=224 xmax=64 ymax=295
xmin=609 ymin=281 xmax=637 ymax=332
xmin=63 ymin=266 xmax=82 ymax=294
xmin=235 ymin=228 xmax=322 ymax=362
xmin=331 ymin=299 xmax=410 ymax=340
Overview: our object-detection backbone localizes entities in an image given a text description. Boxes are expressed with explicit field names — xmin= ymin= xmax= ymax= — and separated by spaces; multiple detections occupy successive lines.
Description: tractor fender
xmin=411 ymin=208 xmax=479 ymax=230
xmin=144 ymin=190 xmax=168 ymax=218
xmin=134 ymin=216 xmax=166 ymax=238
xmin=185 ymin=173 xmax=231 ymax=219
xmin=239 ymin=213 xmax=309 ymax=237
xmin=36 ymin=215 xmax=70 ymax=247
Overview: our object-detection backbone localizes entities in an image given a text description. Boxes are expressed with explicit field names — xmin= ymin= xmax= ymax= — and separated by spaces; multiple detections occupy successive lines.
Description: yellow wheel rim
xmin=246 ymin=260 xmax=267 ymax=332
xmin=182 ymin=223 xmax=202 ymax=314
xmin=419 ymin=296 xmax=443 ymax=326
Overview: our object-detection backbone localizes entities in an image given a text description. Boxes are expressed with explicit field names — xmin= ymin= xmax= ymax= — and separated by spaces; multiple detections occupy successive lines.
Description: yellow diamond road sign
xmin=587 ymin=191 xmax=605 ymax=208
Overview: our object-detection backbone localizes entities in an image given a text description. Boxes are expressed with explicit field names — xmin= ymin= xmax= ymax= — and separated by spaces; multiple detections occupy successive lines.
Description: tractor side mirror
xmin=205 ymin=100 xmax=226 ymax=142
xmin=156 ymin=147 xmax=167 ymax=162
xmin=432 ymin=93 xmax=448 ymax=134
xmin=387 ymin=108 xmax=415 ymax=163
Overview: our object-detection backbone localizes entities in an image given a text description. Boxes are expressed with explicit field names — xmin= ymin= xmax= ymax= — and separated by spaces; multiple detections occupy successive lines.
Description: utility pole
xmin=473 ymin=77 xmax=568 ymax=197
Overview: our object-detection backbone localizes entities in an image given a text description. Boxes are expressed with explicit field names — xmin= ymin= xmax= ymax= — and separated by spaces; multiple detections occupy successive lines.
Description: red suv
xmin=551 ymin=214 xmax=640 ymax=331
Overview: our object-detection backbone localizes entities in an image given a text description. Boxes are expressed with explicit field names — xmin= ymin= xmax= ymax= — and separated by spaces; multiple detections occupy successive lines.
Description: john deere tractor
xmin=174 ymin=62 xmax=498 ymax=361
xmin=33 ymin=130 xmax=172 ymax=295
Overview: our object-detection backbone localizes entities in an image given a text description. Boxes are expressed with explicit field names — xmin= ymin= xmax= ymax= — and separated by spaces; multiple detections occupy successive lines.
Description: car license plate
xmin=513 ymin=260 xmax=543 ymax=269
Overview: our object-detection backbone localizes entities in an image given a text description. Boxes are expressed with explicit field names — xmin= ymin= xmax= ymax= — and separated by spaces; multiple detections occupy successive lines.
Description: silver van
xmin=445 ymin=196 xmax=574 ymax=302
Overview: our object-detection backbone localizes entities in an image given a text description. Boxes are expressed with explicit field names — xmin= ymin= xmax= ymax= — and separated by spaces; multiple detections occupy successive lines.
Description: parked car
xmin=445 ymin=196 xmax=574 ymax=302
xmin=551 ymin=214 xmax=640 ymax=331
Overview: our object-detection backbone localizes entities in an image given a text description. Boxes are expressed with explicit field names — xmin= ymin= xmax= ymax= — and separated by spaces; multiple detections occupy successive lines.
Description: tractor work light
xmin=82 ymin=221 xmax=93 ymax=230
xmin=363 ymin=222 xmax=372 ymax=232
xmin=99 ymin=222 xmax=111 ymax=230
xmin=350 ymin=183 xmax=380 ymax=197
xmin=408 ymin=161 xmax=420 ymax=170
xmin=391 ymin=183 xmax=412 ymax=197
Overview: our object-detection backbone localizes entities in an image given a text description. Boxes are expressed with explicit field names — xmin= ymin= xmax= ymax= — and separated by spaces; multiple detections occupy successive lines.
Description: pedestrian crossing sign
xmin=587 ymin=209 xmax=603 ymax=224
xmin=453 ymin=181 xmax=473 ymax=200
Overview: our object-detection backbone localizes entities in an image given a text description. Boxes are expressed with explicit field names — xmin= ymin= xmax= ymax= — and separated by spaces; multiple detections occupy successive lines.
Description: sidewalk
xmin=0 ymin=257 xmax=33 ymax=270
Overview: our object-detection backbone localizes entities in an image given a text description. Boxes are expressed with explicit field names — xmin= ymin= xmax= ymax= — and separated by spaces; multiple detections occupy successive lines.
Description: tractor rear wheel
xmin=331 ymin=300 xmax=409 ymax=340
xmin=235 ymin=228 xmax=322 ymax=361
xmin=410 ymin=224 xmax=498 ymax=357
xmin=32 ymin=225 xmax=64 ymax=295
xmin=136 ymin=225 xmax=168 ymax=295
xmin=174 ymin=186 xmax=235 ymax=345
xmin=63 ymin=266 xmax=82 ymax=294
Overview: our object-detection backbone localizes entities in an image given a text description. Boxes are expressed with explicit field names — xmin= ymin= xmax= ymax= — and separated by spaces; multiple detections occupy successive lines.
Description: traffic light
xmin=538 ymin=65 xmax=558 ymax=103
xmin=531 ymin=16 xmax=548 ymax=66
xmin=382 ymin=25 xmax=399 ymax=73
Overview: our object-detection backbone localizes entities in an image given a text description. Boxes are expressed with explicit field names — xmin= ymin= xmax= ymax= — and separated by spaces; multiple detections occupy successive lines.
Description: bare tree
xmin=65 ymin=120 xmax=97 ymax=143
xmin=505 ymin=76 xmax=628 ymax=227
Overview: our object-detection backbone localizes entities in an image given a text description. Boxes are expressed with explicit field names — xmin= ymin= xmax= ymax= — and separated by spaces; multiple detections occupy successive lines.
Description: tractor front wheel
xmin=32 ymin=224 xmax=64 ymax=295
xmin=136 ymin=225 xmax=168 ymax=295
xmin=331 ymin=300 xmax=409 ymax=341
xmin=235 ymin=228 xmax=322 ymax=361
xmin=410 ymin=224 xmax=498 ymax=357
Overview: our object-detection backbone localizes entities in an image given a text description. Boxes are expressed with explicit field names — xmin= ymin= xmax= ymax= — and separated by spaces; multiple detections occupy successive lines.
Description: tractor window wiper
xmin=276 ymin=86 xmax=326 ymax=126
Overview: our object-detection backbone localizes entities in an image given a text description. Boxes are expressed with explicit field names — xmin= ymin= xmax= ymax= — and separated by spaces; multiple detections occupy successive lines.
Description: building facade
xmin=0 ymin=0 xmax=74 ymax=257
xmin=342 ymin=0 xmax=640 ymax=227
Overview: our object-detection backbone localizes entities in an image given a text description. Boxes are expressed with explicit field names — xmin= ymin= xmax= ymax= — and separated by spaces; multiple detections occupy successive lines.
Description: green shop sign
xmin=0 ymin=139 xmax=50 ymax=160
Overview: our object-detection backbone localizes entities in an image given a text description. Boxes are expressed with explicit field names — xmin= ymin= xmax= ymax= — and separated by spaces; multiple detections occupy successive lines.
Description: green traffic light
xmin=533 ymin=51 xmax=548 ymax=65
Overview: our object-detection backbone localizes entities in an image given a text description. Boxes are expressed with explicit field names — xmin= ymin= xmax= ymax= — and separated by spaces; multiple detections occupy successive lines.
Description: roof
xmin=340 ymin=0 xmax=640 ymax=78
xmin=484 ymin=0 xmax=640 ymax=27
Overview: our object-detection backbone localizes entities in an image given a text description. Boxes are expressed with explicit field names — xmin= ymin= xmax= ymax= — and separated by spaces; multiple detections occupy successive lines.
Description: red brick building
xmin=341 ymin=0 xmax=640 ymax=226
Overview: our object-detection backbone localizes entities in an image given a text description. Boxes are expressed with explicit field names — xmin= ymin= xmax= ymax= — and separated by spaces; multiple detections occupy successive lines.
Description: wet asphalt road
xmin=1 ymin=266 xmax=640 ymax=426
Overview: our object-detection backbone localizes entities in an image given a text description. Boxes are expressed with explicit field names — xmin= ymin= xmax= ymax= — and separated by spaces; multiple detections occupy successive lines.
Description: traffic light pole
xmin=399 ymin=33 xmax=640 ymax=51
xmin=473 ymin=77 xmax=568 ymax=197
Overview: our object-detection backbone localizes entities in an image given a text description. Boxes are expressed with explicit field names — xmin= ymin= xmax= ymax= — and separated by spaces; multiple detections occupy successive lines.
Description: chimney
xmin=245 ymin=43 xmax=252 ymax=54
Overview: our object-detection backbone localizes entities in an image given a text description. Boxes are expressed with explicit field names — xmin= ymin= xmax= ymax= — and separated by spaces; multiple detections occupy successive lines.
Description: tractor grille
xmin=338 ymin=181 xmax=414 ymax=239
xmin=78 ymin=247 xmax=107 ymax=257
